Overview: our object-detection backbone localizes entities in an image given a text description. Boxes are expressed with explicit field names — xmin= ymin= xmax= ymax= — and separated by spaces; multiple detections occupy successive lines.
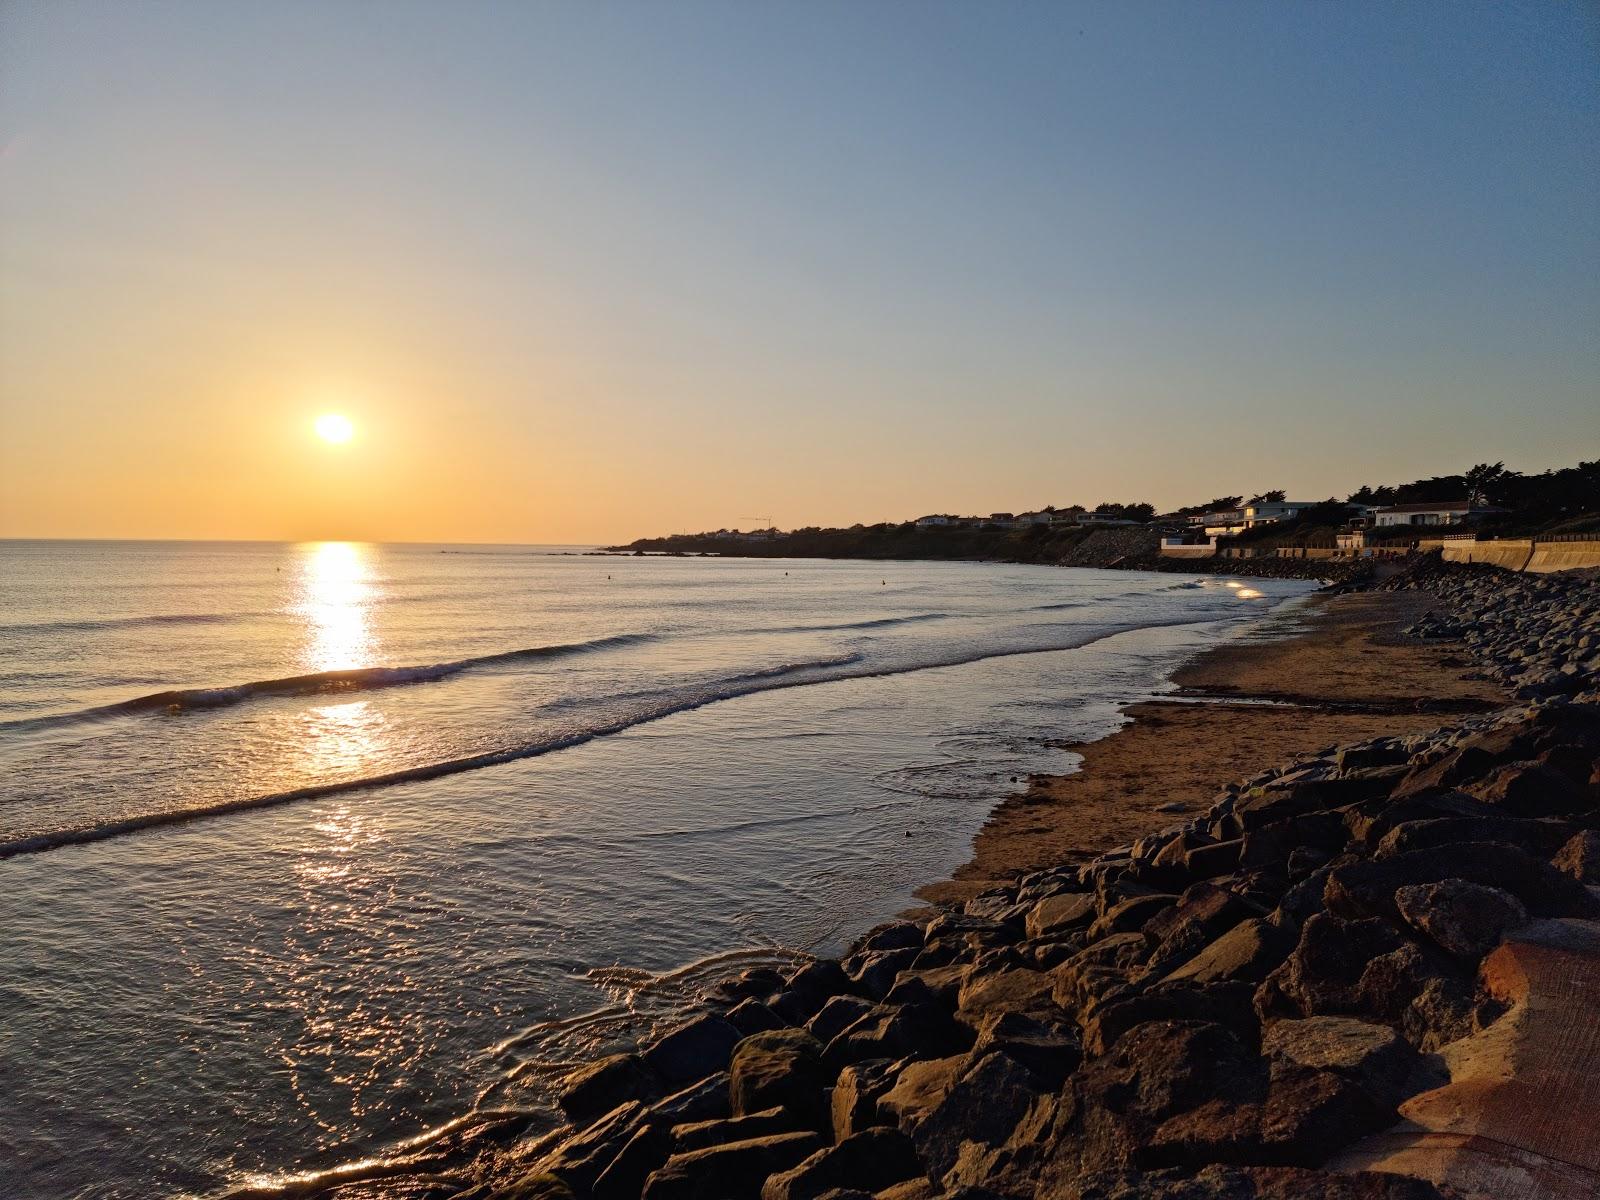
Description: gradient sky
xmin=2 ymin=1 xmax=1596 ymax=543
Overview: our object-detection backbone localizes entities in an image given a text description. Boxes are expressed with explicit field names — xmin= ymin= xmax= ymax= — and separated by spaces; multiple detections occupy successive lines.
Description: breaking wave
xmin=0 ymin=616 xmax=1216 ymax=860
xmin=0 ymin=634 xmax=656 ymax=734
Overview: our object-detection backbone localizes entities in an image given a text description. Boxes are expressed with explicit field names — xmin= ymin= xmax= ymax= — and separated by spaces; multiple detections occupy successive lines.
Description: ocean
xmin=0 ymin=540 xmax=1314 ymax=1198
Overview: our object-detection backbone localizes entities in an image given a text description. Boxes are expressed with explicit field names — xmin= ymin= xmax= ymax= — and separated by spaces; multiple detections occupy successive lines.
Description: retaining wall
xmin=1442 ymin=539 xmax=1535 ymax=571
xmin=1526 ymin=540 xmax=1600 ymax=573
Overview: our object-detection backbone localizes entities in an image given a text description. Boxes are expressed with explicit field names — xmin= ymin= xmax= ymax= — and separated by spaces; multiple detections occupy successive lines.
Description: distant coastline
xmin=600 ymin=524 xmax=1367 ymax=583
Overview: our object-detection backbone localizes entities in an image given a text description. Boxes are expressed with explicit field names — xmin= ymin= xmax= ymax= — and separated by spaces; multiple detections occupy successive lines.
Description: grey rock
xmin=1393 ymin=879 xmax=1529 ymax=960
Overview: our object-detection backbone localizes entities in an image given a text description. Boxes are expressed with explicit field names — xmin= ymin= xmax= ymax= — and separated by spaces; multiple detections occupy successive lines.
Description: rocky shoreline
xmin=290 ymin=563 xmax=1600 ymax=1200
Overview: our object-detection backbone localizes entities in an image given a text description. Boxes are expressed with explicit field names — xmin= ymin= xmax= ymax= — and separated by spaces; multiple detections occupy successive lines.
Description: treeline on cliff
xmin=615 ymin=521 xmax=1109 ymax=562
xmin=612 ymin=458 xmax=1599 ymax=560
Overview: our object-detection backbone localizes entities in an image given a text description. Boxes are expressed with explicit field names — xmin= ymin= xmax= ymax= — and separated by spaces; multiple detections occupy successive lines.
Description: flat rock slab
xmin=1329 ymin=918 xmax=1600 ymax=1199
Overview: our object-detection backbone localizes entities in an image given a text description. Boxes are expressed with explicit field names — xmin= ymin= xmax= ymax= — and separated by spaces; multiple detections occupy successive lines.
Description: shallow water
xmin=0 ymin=541 xmax=1314 ymax=1198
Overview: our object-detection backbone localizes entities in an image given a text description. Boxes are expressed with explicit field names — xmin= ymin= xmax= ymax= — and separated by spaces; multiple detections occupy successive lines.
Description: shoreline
xmin=247 ymin=563 xmax=1600 ymax=1200
xmin=915 ymin=589 xmax=1507 ymax=908
xmin=592 ymin=544 xmax=1373 ymax=585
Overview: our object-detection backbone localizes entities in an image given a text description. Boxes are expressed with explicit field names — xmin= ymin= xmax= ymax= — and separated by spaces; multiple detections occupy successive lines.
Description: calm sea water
xmin=0 ymin=540 xmax=1313 ymax=1199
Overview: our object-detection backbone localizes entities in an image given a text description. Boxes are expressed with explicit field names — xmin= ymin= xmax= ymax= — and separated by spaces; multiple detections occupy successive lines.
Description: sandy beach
xmin=917 ymin=589 xmax=1508 ymax=906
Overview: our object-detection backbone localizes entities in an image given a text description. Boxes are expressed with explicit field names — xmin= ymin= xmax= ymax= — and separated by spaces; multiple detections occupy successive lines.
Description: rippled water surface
xmin=0 ymin=540 xmax=1314 ymax=1198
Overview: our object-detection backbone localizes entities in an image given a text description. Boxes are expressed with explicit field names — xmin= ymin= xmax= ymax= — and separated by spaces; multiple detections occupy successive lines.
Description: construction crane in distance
xmin=739 ymin=515 xmax=775 ymax=529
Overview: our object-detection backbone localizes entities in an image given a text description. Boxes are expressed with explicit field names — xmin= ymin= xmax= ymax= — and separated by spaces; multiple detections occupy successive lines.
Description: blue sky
xmin=1 ymin=1 xmax=1596 ymax=539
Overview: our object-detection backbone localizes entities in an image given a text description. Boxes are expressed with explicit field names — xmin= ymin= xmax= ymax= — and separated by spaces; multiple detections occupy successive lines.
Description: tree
xmin=1248 ymin=489 xmax=1286 ymax=505
xmin=1463 ymin=461 xmax=1507 ymax=507
xmin=1094 ymin=501 xmax=1155 ymax=521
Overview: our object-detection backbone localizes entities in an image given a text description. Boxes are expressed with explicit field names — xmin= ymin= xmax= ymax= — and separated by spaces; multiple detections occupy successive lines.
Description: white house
xmin=914 ymin=514 xmax=955 ymax=528
xmin=1194 ymin=508 xmax=1247 ymax=536
xmin=1242 ymin=501 xmax=1320 ymax=527
xmin=1372 ymin=501 xmax=1497 ymax=528
xmin=1076 ymin=512 xmax=1138 ymax=527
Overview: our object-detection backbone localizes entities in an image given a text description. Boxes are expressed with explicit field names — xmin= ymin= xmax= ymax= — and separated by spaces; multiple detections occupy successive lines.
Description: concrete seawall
xmin=1434 ymin=538 xmax=1536 ymax=571
xmin=1160 ymin=537 xmax=1600 ymax=571
xmin=1527 ymin=540 xmax=1600 ymax=573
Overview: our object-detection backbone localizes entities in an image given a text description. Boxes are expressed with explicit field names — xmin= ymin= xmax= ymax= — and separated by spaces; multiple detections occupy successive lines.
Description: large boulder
xmin=1142 ymin=883 xmax=1256 ymax=977
xmin=558 ymin=1053 xmax=660 ymax=1124
xmin=876 ymin=1055 xmax=965 ymax=1133
xmin=831 ymin=1057 xmax=899 ymax=1141
xmin=954 ymin=968 xmax=1056 ymax=1027
xmin=824 ymin=1001 xmax=966 ymax=1068
xmin=936 ymin=1090 xmax=1059 ymax=1196
xmin=1185 ymin=838 xmax=1246 ymax=880
xmin=642 ymin=1131 xmax=825 ymax=1200
xmin=968 ymin=1011 xmax=1081 ymax=1087
xmin=649 ymin=1073 xmax=731 ymax=1126
xmin=759 ymin=1128 xmax=921 ymax=1200
xmin=1142 ymin=1063 xmax=1391 ymax=1169
xmin=730 ymin=1030 xmax=831 ymax=1130
xmin=1393 ymin=879 xmax=1529 ymax=961
xmin=1089 ymin=894 xmax=1177 ymax=940
xmin=726 ymin=999 xmax=788 ymax=1036
xmin=1240 ymin=814 xmax=1348 ymax=872
xmin=643 ymin=1015 xmax=744 ymax=1090
xmin=1323 ymin=842 xmax=1596 ymax=923
xmin=674 ymin=1107 xmax=796 ymax=1152
xmin=906 ymin=1050 xmax=1042 ymax=1182
xmin=1260 ymin=1016 xmax=1426 ymax=1109
xmin=770 ymin=961 xmax=852 ymax=1025
xmin=1163 ymin=918 xmax=1296 ymax=987
xmin=1253 ymin=909 xmax=1478 ymax=1048
xmin=1080 ymin=981 xmax=1259 ymax=1055
xmin=1050 ymin=932 xmax=1152 ymax=1016
xmin=1463 ymin=762 xmax=1592 ymax=818
xmin=592 ymin=1123 xmax=674 ymax=1200
xmin=1390 ymin=726 xmax=1538 ymax=799
xmin=537 ymin=1101 xmax=651 ymax=1192
xmin=1254 ymin=914 xmax=1405 ymax=1020
xmin=1042 ymin=1020 xmax=1267 ymax=1180
xmin=805 ymin=995 xmax=876 ymax=1045
xmin=1025 ymin=892 xmax=1096 ymax=940
xmin=846 ymin=947 xmax=922 ymax=1001
xmin=1375 ymin=815 xmax=1578 ymax=858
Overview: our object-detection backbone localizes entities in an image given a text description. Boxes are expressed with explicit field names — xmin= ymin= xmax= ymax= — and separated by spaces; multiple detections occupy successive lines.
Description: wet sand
xmin=917 ymin=590 xmax=1509 ymax=906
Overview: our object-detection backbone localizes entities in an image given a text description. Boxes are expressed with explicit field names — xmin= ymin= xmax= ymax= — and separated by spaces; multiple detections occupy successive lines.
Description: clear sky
xmin=2 ymin=1 xmax=1596 ymax=543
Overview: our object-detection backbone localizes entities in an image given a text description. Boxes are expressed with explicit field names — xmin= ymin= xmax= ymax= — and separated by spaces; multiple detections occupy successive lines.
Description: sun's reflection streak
xmin=299 ymin=700 xmax=388 ymax=779
xmin=294 ymin=542 xmax=378 ymax=673
xmin=273 ymin=547 xmax=431 ymax=1133
xmin=278 ymin=794 xmax=436 ymax=1135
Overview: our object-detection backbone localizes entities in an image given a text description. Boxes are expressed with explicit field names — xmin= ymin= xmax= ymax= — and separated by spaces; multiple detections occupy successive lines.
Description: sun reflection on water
xmin=300 ymin=700 xmax=389 ymax=778
xmin=294 ymin=542 xmax=379 ymax=673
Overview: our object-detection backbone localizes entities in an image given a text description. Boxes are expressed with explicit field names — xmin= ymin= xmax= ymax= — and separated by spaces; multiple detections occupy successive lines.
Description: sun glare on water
xmin=314 ymin=412 xmax=355 ymax=444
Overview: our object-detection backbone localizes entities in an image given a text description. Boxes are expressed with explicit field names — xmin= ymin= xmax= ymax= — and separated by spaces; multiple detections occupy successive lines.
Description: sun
xmin=314 ymin=413 xmax=355 ymax=444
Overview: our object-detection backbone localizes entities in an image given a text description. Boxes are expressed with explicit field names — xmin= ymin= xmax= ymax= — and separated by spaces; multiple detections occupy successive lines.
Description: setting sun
xmin=314 ymin=413 xmax=355 ymax=444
